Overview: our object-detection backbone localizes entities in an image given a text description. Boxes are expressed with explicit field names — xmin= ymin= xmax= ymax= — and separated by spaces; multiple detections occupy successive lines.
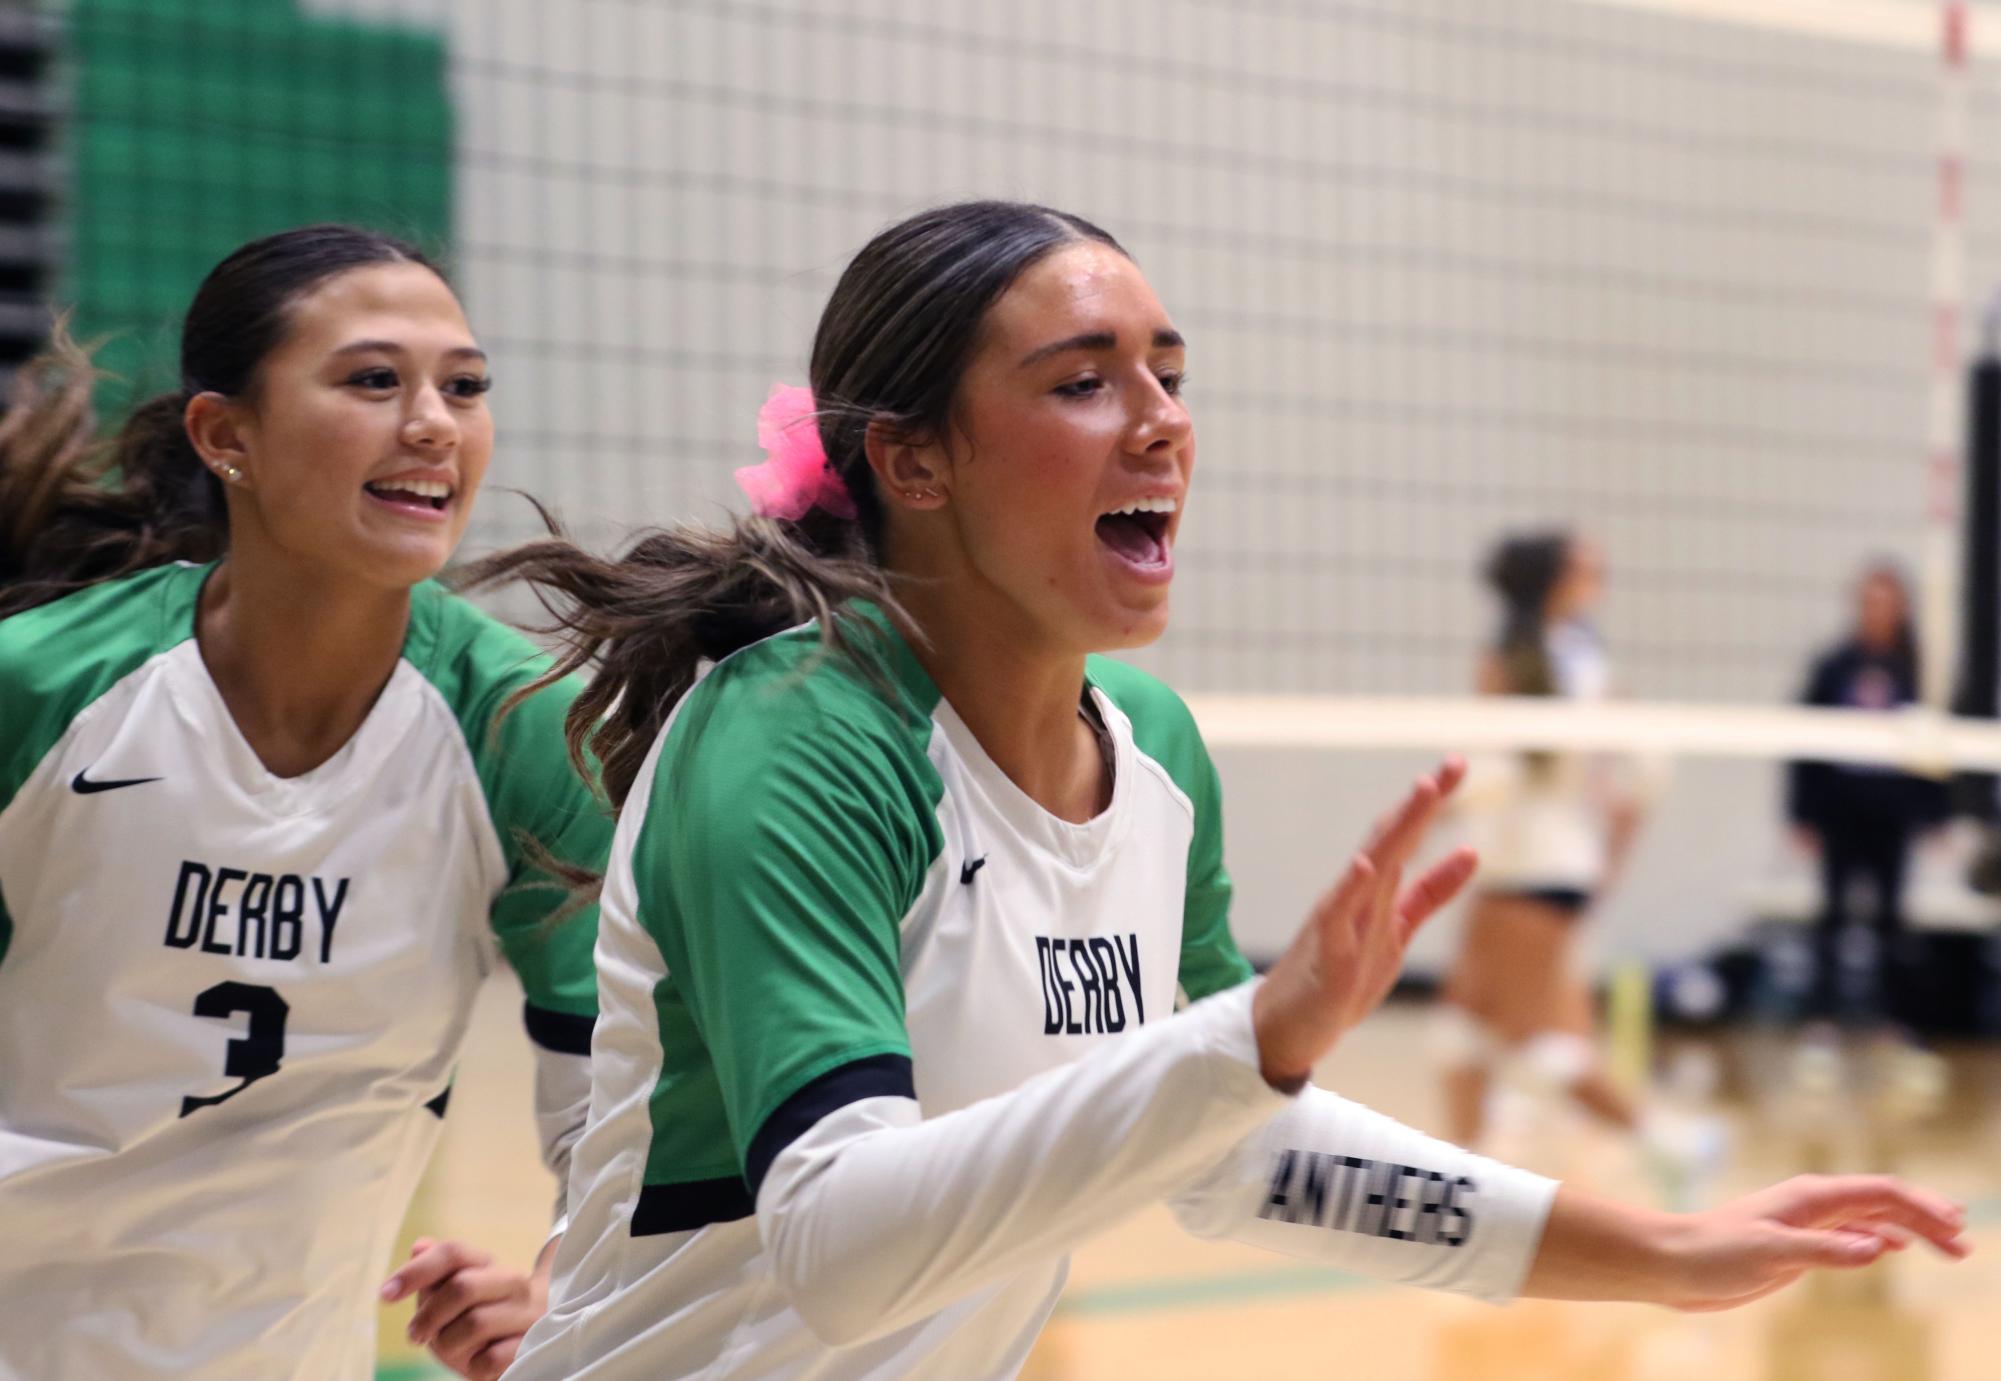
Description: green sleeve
xmin=417 ymin=589 xmax=609 ymax=1022
xmin=637 ymin=657 xmax=944 ymax=1174
xmin=1171 ymin=730 xmax=1255 ymax=1001
xmin=0 ymin=565 xmax=200 ymax=972
xmin=0 ymin=564 xmax=197 ymax=813
xmin=475 ymin=671 xmax=607 ymax=1022
xmin=1087 ymin=657 xmax=1255 ymax=1002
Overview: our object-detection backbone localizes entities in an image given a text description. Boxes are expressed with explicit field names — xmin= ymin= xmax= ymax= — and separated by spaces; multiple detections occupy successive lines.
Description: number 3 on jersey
xmin=179 ymin=981 xmax=289 ymax=1117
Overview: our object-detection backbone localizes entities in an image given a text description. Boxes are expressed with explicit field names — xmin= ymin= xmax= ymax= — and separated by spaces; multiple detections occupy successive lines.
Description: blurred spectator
xmin=1786 ymin=560 xmax=1949 ymax=1032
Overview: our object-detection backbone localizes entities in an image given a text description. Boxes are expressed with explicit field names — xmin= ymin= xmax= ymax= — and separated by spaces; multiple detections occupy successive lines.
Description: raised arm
xmin=709 ymin=755 xmax=1479 ymax=1344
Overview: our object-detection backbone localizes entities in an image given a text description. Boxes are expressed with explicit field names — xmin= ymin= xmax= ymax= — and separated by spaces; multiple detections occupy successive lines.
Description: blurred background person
xmin=1786 ymin=560 xmax=1950 ymax=1060
xmin=1436 ymin=531 xmax=1651 ymax=1151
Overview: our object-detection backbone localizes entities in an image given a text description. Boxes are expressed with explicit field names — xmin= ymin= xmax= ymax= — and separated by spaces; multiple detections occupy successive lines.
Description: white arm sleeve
xmin=530 ymin=1044 xmax=592 ymax=1237
xmin=1168 ymin=1085 xmax=1558 ymax=1302
xmin=754 ymin=982 xmax=1291 ymax=1346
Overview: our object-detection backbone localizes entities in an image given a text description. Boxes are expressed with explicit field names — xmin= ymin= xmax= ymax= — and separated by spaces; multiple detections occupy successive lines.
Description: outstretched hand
xmin=1527 ymin=1175 xmax=1968 ymax=1308
xmin=1657 ymin=1174 xmax=1969 ymax=1311
xmin=1252 ymin=758 xmax=1478 ymax=1090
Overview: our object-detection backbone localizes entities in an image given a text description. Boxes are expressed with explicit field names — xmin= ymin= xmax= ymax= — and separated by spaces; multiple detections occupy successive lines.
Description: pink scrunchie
xmin=733 ymin=385 xmax=857 ymax=521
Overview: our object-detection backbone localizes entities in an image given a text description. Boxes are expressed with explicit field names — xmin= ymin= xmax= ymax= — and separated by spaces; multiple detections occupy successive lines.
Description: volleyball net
xmin=41 ymin=0 xmax=1996 ymax=692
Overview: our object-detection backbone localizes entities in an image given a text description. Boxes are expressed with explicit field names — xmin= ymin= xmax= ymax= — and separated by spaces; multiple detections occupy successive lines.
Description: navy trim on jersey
xmin=744 ymin=1053 xmax=916 ymax=1197
xmin=631 ymin=1177 xmax=756 ymax=1236
xmin=1488 ymin=886 xmax=1592 ymax=916
xmin=523 ymin=1001 xmax=596 ymax=1055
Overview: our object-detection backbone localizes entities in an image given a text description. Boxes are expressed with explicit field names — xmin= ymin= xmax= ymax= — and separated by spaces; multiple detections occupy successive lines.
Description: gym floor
xmin=374 ymin=976 xmax=2001 ymax=1381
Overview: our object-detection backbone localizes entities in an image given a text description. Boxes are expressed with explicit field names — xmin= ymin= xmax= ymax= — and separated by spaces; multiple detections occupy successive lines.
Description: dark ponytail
xmin=0 ymin=325 xmax=221 ymax=616
xmin=1483 ymin=529 xmax=1573 ymax=698
xmin=0 ymin=224 xmax=441 ymax=618
xmin=468 ymin=502 xmax=900 ymax=814
xmin=466 ymin=200 xmax=1128 ymax=810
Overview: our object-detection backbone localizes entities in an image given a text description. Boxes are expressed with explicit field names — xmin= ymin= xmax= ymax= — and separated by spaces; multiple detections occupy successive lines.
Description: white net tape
xmin=1189 ymin=696 xmax=2001 ymax=772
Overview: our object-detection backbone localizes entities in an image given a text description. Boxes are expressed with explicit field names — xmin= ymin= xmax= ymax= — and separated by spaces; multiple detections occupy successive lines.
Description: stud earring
xmin=217 ymin=464 xmax=243 ymax=483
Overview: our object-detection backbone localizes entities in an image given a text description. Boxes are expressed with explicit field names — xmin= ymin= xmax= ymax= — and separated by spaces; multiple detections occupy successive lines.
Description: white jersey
xmin=1469 ymin=620 xmax=1615 ymax=893
xmin=508 ymin=608 xmax=1557 ymax=1381
xmin=0 ymin=563 xmax=608 ymax=1380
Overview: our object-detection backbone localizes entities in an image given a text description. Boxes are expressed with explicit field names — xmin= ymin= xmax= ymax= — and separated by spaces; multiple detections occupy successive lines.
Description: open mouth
xmin=363 ymin=478 xmax=453 ymax=515
xmin=1095 ymin=496 xmax=1176 ymax=571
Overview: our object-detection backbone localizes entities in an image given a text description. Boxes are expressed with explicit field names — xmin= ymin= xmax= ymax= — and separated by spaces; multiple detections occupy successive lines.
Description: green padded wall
xmin=64 ymin=0 xmax=452 ymax=407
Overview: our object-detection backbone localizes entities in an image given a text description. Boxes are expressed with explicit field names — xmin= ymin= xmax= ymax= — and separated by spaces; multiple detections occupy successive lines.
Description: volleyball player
xmin=484 ymin=203 xmax=1966 ymax=1379
xmin=0 ymin=227 xmax=606 ymax=1380
xmin=1435 ymin=531 xmax=1658 ymax=1151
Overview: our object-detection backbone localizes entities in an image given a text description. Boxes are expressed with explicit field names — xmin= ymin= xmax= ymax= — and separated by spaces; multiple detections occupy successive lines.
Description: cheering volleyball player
xmin=486 ymin=203 xmax=1966 ymax=1379
xmin=0 ymin=228 xmax=606 ymax=1379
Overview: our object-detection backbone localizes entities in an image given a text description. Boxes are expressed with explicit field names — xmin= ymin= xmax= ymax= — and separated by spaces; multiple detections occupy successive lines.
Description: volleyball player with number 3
xmin=0 ymin=228 xmax=606 ymax=1380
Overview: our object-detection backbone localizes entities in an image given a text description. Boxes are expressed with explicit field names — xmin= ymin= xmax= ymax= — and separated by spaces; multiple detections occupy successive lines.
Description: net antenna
xmin=1923 ymin=0 xmax=1972 ymax=712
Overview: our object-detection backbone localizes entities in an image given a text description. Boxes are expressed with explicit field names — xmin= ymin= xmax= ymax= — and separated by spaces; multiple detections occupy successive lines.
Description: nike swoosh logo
xmin=960 ymin=857 xmax=986 ymax=885
xmin=71 ymin=770 xmax=163 ymax=794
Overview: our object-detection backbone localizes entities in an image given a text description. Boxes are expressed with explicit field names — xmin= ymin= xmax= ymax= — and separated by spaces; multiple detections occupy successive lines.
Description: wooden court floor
xmin=375 ymin=977 xmax=2001 ymax=1380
